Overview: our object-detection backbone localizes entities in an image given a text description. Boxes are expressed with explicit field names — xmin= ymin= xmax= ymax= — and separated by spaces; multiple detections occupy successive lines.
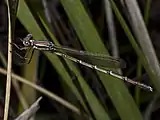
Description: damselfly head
xmin=22 ymin=34 xmax=33 ymax=46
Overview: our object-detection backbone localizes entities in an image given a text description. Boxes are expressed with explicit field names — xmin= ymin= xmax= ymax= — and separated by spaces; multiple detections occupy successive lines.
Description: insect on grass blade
xmin=12 ymin=34 xmax=153 ymax=92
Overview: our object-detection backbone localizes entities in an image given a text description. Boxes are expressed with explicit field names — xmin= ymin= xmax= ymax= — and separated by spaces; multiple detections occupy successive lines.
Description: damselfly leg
xmin=12 ymin=34 xmax=35 ymax=64
xmin=26 ymin=49 xmax=35 ymax=64
xmin=11 ymin=42 xmax=28 ymax=51
xmin=13 ymin=45 xmax=35 ymax=64
xmin=12 ymin=48 xmax=35 ymax=64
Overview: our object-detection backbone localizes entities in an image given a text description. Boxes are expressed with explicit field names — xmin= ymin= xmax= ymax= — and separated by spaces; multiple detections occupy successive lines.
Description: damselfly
xmin=12 ymin=34 xmax=153 ymax=92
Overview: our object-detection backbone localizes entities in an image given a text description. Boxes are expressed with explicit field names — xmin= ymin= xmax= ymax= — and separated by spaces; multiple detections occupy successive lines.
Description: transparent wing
xmin=53 ymin=45 xmax=126 ymax=68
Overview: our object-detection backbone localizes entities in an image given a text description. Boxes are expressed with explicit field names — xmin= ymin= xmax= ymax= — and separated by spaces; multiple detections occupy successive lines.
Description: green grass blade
xmin=144 ymin=0 xmax=152 ymax=25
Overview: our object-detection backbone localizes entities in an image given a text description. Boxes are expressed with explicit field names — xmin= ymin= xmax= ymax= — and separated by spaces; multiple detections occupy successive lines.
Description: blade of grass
xmin=18 ymin=51 xmax=39 ymax=114
xmin=104 ymin=0 xmax=119 ymax=58
xmin=135 ymin=0 xmax=152 ymax=105
xmin=104 ymin=0 xmax=121 ymax=74
xmin=15 ymin=97 xmax=42 ymax=120
xmin=6 ymin=0 xmax=31 ymax=115
xmin=144 ymin=0 xmax=152 ymax=25
xmin=110 ymin=0 xmax=160 ymax=91
xmin=123 ymin=0 xmax=160 ymax=91
xmin=3 ymin=0 xmax=16 ymax=119
xmin=135 ymin=59 xmax=142 ymax=105
xmin=9 ymin=0 xmax=19 ymax=38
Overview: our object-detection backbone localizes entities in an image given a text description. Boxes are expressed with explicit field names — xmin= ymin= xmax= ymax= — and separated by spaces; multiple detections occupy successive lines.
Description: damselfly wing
xmin=52 ymin=44 xmax=126 ymax=69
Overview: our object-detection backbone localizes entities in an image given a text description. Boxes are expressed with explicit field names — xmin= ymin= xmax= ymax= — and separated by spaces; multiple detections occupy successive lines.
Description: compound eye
xmin=23 ymin=41 xmax=30 ymax=46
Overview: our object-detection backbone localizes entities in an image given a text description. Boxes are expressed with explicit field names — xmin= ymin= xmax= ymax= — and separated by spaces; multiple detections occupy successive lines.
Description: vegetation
xmin=1 ymin=0 xmax=159 ymax=120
